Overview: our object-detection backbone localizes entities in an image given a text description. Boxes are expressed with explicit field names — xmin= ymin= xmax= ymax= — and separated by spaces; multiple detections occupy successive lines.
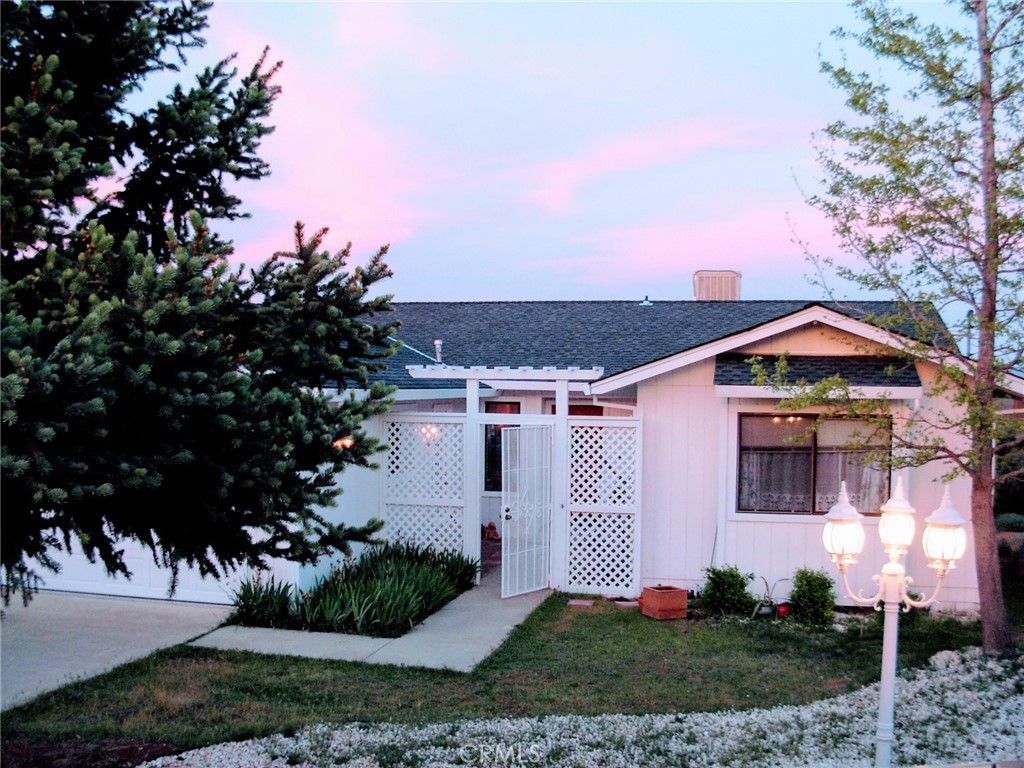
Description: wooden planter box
xmin=640 ymin=585 xmax=688 ymax=620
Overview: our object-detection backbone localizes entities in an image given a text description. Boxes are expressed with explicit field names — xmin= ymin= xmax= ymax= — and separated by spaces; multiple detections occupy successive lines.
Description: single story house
xmin=46 ymin=273 xmax=1024 ymax=608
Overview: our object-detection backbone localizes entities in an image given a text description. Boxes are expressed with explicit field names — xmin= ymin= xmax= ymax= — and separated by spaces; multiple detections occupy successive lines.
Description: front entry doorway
xmin=500 ymin=426 xmax=552 ymax=597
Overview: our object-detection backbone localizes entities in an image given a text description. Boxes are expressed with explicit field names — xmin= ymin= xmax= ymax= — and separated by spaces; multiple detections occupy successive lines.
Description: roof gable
xmin=372 ymin=299 xmax=935 ymax=391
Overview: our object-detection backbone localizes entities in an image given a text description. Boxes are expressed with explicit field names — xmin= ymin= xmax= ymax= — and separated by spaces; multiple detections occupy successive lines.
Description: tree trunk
xmin=971 ymin=0 xmax=1014 ymax=657
xmin=972 ymin=470 xmax=1013 ymax=656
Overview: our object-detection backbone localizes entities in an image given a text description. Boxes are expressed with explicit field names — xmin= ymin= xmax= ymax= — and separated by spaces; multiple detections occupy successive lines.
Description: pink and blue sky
xmin=173 ymin=2 xmax=943 ymax=303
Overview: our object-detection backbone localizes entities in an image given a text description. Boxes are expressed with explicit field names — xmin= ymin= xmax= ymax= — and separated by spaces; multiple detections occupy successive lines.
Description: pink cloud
xmin=523 ymin=119 xmax=813 ymax=215
xmin=523 ymin=122 xmax=751 ymax=215
xmin=203 ymin=8 xmax=441 ymax=267
xmin=535 ymin=206 xmax=840 ymax=290
xmin=331 ymin=4 xmax=460 ymax=76
xmin=76 ymin=173 xmax=126 ymax=216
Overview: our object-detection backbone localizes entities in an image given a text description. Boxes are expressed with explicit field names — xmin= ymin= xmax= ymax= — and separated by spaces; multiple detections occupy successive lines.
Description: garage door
xmin=41 ymin=541 xmax=298 ymax=605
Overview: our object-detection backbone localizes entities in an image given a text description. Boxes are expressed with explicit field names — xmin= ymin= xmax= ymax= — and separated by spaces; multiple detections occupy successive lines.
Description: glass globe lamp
xmin=878 ymin=476 xmax=916 ymax=556
xmin=822 ymin=481 xmax=865 ymax=572
xmin=922 ymin=485 xmax=967 ymax=575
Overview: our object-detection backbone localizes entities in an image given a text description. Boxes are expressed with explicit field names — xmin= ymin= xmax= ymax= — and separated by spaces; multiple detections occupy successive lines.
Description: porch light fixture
xmin=877 ymin=478 xmax=916 ymax=555
xmin=821 ymin=482 xmax=864 ymax=569
xmin=418 ymin=423 xmax=441 ymax=442
xmin=921 ymin=487 xmax=968 ymax=574
xmin=821 ymin=476 xmax=967 ymax=768
xmin=333 ymin=435 xmax=356 ymax=450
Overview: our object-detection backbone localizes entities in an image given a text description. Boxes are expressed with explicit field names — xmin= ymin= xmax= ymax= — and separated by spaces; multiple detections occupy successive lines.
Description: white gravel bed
xmin=143 ymin=648 xmax=1023 ymax=767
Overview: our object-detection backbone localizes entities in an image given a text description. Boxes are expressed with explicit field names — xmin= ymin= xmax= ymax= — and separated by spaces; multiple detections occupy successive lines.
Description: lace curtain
xmin=738 ymin=416 xmax=889 ymax=515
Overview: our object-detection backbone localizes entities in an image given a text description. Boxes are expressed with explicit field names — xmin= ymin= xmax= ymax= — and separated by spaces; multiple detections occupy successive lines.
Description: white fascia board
xmin=999 ymin=374 xmax=1024 ymax=397
xmin=393 ymin=387 xmax=496 ymax=402
xmin=330 ymin=387 xmax=495 ymax=403
xmin=714 ymin=385 xmax=924 ymax=400
xmin=407 ymin=364 xmax=605 ymax=382
xmin=481 ymin=380 xmax=593 ymax=393
xmin=329 ymin=388 xmax=366 ymax=403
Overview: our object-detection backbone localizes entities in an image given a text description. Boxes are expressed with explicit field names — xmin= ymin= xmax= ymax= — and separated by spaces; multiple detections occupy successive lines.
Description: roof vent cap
xmin=639 ymin=295 xmax=653 ymax=307
xmin=694 ymin=270 xmax=741 ymax=301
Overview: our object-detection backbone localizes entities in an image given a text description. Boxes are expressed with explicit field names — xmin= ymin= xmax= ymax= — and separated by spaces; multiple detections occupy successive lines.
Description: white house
xmin=45 ymin=274 xmax=1024 ymax=608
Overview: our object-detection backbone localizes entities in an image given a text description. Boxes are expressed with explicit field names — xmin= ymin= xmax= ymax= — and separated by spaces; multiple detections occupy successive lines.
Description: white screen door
xmin=501 ymin=426 xmax=552 ymax=597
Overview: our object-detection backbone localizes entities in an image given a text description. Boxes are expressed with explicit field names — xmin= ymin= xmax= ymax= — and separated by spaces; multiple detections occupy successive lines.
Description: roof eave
xmin=713 ymin=385 xmax=924 ymax=400
xmin=589 ymin=305 xmax=976 ymax=395
xmin=407 ymin=364 xmax=605 ymax=382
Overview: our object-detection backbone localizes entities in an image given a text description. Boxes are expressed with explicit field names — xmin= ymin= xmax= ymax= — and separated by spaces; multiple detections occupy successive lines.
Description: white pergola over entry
xmin=395 ymin=364 xmax=641 ymax=598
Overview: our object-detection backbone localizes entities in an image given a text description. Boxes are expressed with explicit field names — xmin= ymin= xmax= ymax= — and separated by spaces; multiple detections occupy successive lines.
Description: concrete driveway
xmin=1 ymin=590 xmax=230 ymax=710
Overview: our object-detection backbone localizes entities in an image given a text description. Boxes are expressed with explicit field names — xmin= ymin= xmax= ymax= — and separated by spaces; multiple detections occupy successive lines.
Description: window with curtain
xmin=484 ymin=402 xmax=520 ymax=492
xmin=737 ymin=415 xmax=889 ymax=515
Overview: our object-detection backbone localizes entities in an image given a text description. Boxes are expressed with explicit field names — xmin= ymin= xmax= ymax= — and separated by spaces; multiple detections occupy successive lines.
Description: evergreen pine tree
xmin=1 ymin=1 xmax=397 ymax=599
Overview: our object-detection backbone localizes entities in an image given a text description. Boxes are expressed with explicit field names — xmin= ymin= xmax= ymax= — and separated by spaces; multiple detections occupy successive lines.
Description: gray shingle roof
xmin=372 ymin=300 xmax=933 ymax=390
xmin=713 ymin=353 xmax=921 ymax=387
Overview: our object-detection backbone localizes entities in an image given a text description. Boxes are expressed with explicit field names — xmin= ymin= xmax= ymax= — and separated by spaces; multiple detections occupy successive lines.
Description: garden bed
xmin=230 ymin=541 xmax=479 ymax=638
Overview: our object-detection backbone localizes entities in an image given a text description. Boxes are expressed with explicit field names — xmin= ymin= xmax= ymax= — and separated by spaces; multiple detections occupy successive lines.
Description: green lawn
xmin=1 ymin=588 xmax=994 ymax=753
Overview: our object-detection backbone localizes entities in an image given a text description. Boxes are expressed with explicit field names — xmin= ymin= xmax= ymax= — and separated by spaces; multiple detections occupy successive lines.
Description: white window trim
xmin=724 ymin=400 xmax=898 ymax=522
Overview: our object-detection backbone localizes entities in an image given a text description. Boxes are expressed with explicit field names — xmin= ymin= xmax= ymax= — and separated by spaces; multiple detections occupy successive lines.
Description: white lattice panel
xmin=568 ymin=512 xmax=636 ymax=592
xmin=383 ymin=504 xmax=463 ymax=552
xmin=570 ymin=426 xmax=638 ymax=508
xmin=384 ymin=420 xmax=464 ymax=503
xmin=381 ymin=418 xmax=466 ymax=556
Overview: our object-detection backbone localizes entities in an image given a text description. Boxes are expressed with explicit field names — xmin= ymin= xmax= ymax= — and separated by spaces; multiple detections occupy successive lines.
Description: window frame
xmin=735 ymin=413 xmax=891 ymax=516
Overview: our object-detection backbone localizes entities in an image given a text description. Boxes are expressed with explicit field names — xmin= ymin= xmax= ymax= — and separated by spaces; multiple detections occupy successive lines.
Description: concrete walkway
xmin=1 ymin=591 xmax=230 ymax=710
xmin=192 ymin=569 xmax=551 ymax=672
xmin=0 ymin=569 xmax=550 ymax=710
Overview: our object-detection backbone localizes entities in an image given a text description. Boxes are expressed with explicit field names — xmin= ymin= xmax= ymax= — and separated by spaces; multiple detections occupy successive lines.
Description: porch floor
xmin=480 ymin=537 xmax=502 ymax=576
xmin=191 ymin=566 xmax=550 ymax=673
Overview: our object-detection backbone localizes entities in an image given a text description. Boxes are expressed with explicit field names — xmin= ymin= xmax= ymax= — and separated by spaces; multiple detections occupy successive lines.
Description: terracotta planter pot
xmin=640 ymin=585 xmax=688 ymax=620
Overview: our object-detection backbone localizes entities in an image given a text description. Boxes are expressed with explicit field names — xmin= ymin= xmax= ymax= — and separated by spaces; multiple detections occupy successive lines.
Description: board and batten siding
xmin=638 ymin=357 xmax=722 ymax=591
xmin=636 ymin=326 xmax=980 ymax=609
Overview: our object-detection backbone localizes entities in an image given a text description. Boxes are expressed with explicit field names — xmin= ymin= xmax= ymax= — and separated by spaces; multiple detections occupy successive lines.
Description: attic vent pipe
xmin=433 ymin=339 xmax=443 ymax=364
xmin=639 ymin=296 xmax=653 ymax=307
xmin=387 ymin=336 xmax=445 ymax=367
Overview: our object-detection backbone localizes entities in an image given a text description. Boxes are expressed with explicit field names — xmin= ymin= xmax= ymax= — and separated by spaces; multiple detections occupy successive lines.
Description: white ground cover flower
xmin=143 ymin=648 xmax=1022 ymax=768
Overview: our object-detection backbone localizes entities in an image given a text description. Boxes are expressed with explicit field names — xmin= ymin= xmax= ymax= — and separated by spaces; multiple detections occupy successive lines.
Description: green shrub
xmin=995 ymin=513 xmax=1024 ymax=533
xmin=905 ymin=590 xmax=930 ymax=625
xmin=789 ymin=568 xmax=836 ymax=626
xmin=699 ymin=565 xmax=757 ymax=616
xmin=318 ymin=558 xmax=458 ymax=637
xmin=231 ymin=541 xmax=480 ymax=637
xmin=356 ymin=540 xmax=480 ymax=591
xmin=999 ymin=538 xmax=1024 ymax=577
xmin=432 ymin=547 xmax=483 ymax=591
xmin=230 ymin=576 xmax=295 ymax=628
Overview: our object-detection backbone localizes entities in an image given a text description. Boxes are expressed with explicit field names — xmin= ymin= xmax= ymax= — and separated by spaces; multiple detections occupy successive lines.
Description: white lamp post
xmin=821 ymin=476 xmax=967 ymax=768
